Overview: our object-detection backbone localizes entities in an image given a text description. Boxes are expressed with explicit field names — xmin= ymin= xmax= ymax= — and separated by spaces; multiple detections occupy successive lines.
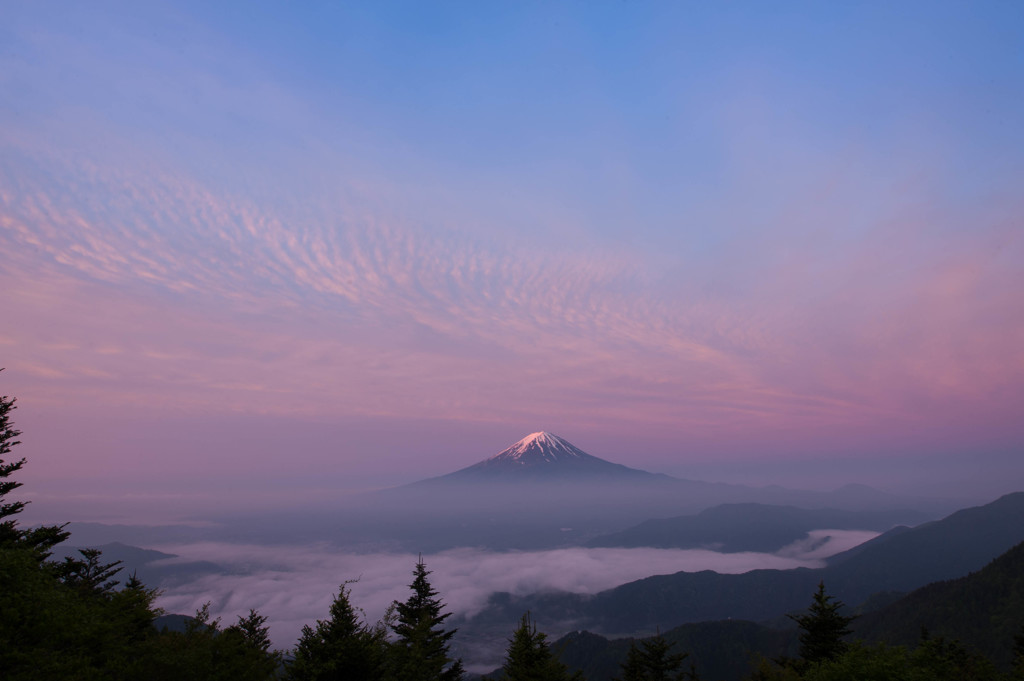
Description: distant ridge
xmin=550 ymin=536 xmax=1024 ymax=679
xmin=586 ymin=503 xmax=932 ymax=552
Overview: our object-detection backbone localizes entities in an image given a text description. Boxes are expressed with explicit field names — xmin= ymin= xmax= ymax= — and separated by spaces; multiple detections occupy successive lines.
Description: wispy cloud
xmin=2 ymin=1 xmax=1022 ymax=496
xmin=3 ymin=143 xmax=1022 ymax=488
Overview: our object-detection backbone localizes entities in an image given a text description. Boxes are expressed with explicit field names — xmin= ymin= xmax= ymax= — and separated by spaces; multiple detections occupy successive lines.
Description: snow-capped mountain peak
xmin=491 ymin=431 xmax=586 ymax=464
xmin=419 ymin=431 xmax=667 ymax=484
xmin=440 ymin=430 xmax=623 ymax=478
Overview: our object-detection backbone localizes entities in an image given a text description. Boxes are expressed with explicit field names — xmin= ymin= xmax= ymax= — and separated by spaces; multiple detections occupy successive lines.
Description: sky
xmin=2 ymin=1 xmax=1023 ymax=520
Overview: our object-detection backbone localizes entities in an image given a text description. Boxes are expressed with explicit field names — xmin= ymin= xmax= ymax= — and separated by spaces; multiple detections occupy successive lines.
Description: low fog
xmin=151 ymin=529 xmax=878 ymax=655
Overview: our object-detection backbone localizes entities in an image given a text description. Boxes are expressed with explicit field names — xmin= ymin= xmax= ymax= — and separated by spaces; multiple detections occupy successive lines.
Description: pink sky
xmin=2 ymin=2 xmax=1023 ymax=521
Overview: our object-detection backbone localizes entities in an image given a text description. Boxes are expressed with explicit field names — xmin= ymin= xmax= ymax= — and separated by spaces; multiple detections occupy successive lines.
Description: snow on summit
xmin=491 ymin=431 xmax=587 ymax=464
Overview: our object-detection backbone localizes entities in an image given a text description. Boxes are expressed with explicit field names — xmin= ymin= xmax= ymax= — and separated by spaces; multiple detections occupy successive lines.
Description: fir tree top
xmin=788 ymin=580 xmax=856 ymax=666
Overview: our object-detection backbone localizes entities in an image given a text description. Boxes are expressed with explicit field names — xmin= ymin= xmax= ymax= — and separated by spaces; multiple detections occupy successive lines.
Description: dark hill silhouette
xmin=854 ymin=538 xmax=1024 ymax=670
xmin=459 ymin=492 xmax=1024 ymax=641
xmin=546 ymin=537 xmax=1024 ymax=680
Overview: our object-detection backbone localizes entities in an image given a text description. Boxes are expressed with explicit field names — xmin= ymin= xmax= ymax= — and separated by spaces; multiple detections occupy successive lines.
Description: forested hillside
xmin=855 ymin=539 xmax=1024 ymax=669
xmin=548 ymin=541 xmax=1024 ymax=680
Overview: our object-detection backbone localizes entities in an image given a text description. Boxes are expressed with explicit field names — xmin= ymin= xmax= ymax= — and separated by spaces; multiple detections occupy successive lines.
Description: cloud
xmin=3 ymin=140 xmax=1023 ymax=500
xmin=774 ymin=529 xmax=880 ymax=560
xmin=3 ymin=14 xmax=1023 ymax=499
xmin=6 ymin=150 xmax=1022 ymax=438
xmin=150 ymin=536 xmax=875 ymax=653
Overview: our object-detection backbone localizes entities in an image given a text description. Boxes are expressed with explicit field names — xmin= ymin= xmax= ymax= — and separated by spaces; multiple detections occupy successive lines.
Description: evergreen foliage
xmin=747 ymin=638 xmax=1002 ymax=681
xmin=0 ymin=373 xmax=279 ymax=680
xmin=0 ymin=379 xmax=25 ymax=529
xmin=288 ymin=582 xmax=387 ymax=680
xmin=555 ymin=620 xmax=798 ymax=681
xmin=142 ymin=602 xmax=281 ymax=680
xmin=787 ymin=582 xmax=855 ymax=666
xmin=0 ymin=374 xmax=70 ymax=558
xmin=614 ymin=633 xmax=693 ymax=681
xmin=0 ymin=516 xmax=163 ymax=679
xmin=235 ymin=608 xmax=275 ymax=655
xmin=500 ymin=611 xmax=580 ymax=681
xmin=389 ymin=558 xmax=465 ymax=681
xmin=853 ymin=539 xmax=1024 ymax=670
xmin=793 ymin=637 xmax=1001 ymax=681
xmin=58 ymin=547 xmax=125 ymax=595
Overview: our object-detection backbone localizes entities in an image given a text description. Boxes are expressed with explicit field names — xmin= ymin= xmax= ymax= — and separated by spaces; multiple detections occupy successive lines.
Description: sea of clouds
xmin=151 ymin=529 xmax=878 ymax=650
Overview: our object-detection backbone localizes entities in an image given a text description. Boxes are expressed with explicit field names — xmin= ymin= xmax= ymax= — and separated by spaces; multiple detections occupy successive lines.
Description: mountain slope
xmin=417 ymin=431 xmax=668 ymax=483
xmin=460 ymin=492 xmax=1024 ymax=638
xmin=854 ymin=538 xmax=1024 ymax=669
xmin=327 ymin=432 xmax=937 ymax=552
xmin=824 ymin=490 xmax=1024 ymax=594
xmin=548 ymin=538 xmax=1024 ymax=680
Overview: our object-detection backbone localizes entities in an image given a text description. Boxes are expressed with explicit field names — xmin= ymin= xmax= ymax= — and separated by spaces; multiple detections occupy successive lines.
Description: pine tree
xmin=787 ymin=581 xmax=855 ymax=666
xmin=57 ymin=547 xmax=125 ymax=595
xmin=143 ymin=602 xmax=281 ymax=681
xmin=614 ymin=633 xmax=691 ymax=681
xmin=288 ymin=582 xmax=386 ymax=681
xmin=500 ymin=611 xmax=580 ymax=681
xmin=389 ymin=558 xmax=464 ymax=681
xmin=0 ymin=375 xmax=27 ymax=544
xmin=225 ymin=609 xmax=283 ymax=680
xmin=0 ymin=371 xmax=69 ymax=555
xmin=233 ymin=609 xmax=274 ymax=655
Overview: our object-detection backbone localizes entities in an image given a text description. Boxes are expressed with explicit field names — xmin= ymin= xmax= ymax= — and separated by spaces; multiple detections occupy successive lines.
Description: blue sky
xmin=2 ymin=1 xmax=1023 ymax=519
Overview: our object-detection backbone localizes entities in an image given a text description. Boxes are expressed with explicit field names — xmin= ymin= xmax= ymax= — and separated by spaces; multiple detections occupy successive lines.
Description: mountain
xmin=299 ymin=431 xmax=940 ymax=552
xmin=420 ymin=431 xmax=668 ymax=483
xmin=586 ymin=503 xmax=931 ymax=553
xmin=175 ymin=432 xmax=935 ymax=553
xmin=854 ymin=539 xmax=1024 ymax=670
xmin=823 ymin=491 xmax=1024 ymax=594
xmin=457 ymin=492 xmax=1024 ymax=647
xmin=548 ymin=537 xmax=1024 ymax=680
xmin=367 ymin=432 xmax=683 ymax=550
xmin=405 ymin=432 xmax=919 ymax=513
